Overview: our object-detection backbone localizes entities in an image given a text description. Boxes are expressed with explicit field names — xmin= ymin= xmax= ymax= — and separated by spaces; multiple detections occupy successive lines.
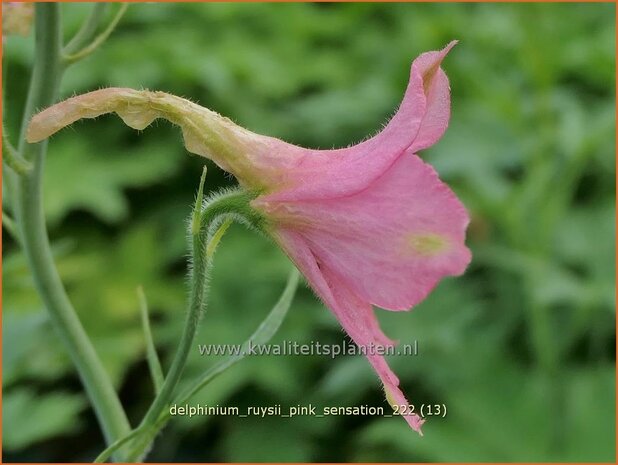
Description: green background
xmin=3 ymin=2 xmax=615 ymax=462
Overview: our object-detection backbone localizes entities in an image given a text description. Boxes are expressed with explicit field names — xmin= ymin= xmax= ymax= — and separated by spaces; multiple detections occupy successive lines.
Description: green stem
xmin=63 ymin=3 xmax=129 ymax=65
xmin=63 ymin=3 xmax=109 ymax=56
xmin=96 ymin=260 xmax=297 ymax=463
xmin=3 ymin=123 xmax=32 ymax=174
xmin=128 ymin=268 xmax=299 ymax=462
xmin=93 ymin=426 xmax=147 ymax=464
xmin=12 ymin=4 xmax=131 ymax=458
xmin=137 ymin=285 xmax=165 ymax=394
xmin=126 ymin=188 xmax=259 ymax=461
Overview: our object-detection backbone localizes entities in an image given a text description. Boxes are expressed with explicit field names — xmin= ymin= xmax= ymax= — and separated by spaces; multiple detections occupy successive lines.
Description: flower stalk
xmin=126 ymin=179 xmax=263 ymax=461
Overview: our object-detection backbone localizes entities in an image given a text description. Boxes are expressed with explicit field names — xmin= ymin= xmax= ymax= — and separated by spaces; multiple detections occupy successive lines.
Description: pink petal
xmin=257 ymin=150 xmax=470 ymax=311
xmin=266 ymin=41 xmax=457 ymax=202
xmin=274 ymin=228 xmax=424 ymax=433
xmin=409 ymin=67 xmax=451 ymax=153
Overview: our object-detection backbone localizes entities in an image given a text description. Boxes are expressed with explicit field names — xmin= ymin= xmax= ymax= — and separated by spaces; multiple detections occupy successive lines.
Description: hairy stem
xmin=126 ymin=189 xmax=258 ymax=461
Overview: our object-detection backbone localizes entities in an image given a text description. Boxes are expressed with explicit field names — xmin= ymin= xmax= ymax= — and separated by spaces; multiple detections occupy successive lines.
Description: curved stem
xmin=12 ymin=4 xmax=131 ymax=458
xmin=126 ymin=188 xmax=258 ymax=461
xmin=122 ymin=267 xmax=299 ymax=463
xmin=63 ymin=3 xmax=108 ymax=56
xmin=93 ymin=425 xmax=147 ymax=464
xmin=3 ymin=123 xmax=32 ymax=174
xmin=96 ymin=243 xmax=297 ymax=463
xmin=63 ymin=3 xmax=128 ymax=65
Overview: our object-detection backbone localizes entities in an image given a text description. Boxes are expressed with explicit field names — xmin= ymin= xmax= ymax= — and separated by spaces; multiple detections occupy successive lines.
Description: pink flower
xmin=28 ymin=42 xmax=470 ymax=433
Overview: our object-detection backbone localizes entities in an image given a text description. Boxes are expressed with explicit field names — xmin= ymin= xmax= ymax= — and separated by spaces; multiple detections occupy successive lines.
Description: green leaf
xmin=137 ymin=286 xmax=164 ymax=394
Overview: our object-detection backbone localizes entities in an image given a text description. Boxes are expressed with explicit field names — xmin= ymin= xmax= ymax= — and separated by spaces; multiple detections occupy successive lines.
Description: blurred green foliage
xmin=2 ymin=2 xmax=615 ymax=462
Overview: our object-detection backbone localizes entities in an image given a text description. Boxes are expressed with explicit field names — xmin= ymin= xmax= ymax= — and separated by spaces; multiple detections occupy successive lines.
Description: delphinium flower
xmin=28 ymin=41 xmax=470 ymax=433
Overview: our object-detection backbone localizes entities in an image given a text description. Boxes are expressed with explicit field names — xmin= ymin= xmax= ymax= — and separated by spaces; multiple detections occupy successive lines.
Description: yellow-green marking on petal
xmin=406 ymin=233 xmax=450 ymax=257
